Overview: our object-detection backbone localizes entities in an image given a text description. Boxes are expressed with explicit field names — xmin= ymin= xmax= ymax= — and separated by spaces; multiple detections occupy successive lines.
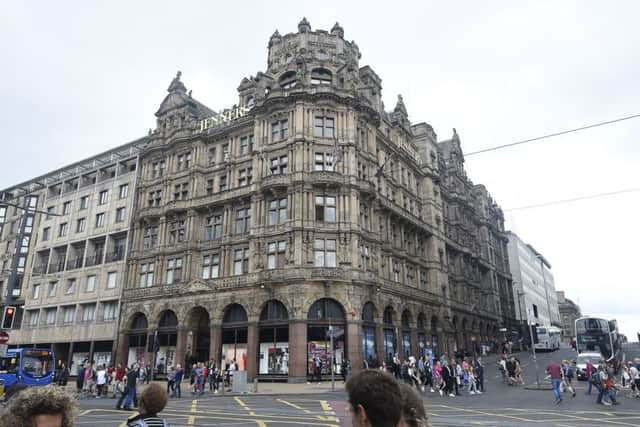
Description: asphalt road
xmin=73 ymin=343 xmax=640 ymax=427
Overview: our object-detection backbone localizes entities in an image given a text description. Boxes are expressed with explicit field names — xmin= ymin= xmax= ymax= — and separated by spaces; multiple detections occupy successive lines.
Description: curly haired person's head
xmin=2 ymin=385 xmax=77 ymax=427
xmin=138 ymin=382 xmax=168 ymax=415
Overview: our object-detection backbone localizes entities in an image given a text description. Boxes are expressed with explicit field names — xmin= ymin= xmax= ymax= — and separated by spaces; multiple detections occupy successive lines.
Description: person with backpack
xmin=561 ymin=360 xmax=576 ymax=397
xmin=126 ymin=382 xmax=170 ymax=426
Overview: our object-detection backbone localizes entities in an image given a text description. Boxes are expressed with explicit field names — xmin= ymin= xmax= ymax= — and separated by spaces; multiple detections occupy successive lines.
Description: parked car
xmin=576 ymin=352 xmax=602 ymax=381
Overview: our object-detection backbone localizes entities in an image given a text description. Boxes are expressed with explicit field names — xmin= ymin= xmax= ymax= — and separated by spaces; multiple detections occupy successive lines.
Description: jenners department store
xmin=3 ymin=18 xmax=515 ymax=382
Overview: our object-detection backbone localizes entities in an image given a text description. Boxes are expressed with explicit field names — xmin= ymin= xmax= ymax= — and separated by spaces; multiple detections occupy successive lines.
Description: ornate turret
xmin=298 ymin=17 xmax=311 ymax=33
xmin=268 ymin=30 xmax=281 ymax=48
xmin=331 ymin=22 xmax=344 ymax=38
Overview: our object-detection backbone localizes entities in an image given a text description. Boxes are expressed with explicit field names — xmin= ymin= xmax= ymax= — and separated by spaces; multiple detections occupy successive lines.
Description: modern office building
xmin=1 ymin=142 xmax=146 ymax=369
xmin=507 ymin=231 xmax=561 ymax=332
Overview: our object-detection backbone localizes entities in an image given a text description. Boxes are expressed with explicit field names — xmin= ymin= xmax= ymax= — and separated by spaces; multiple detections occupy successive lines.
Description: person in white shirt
xmin=96 ymin=365 xmax=108 ymax=398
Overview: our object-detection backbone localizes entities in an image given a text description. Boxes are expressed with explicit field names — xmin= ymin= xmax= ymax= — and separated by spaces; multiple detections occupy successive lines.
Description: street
xmin=73 ymin=343 xmax=640 ymax=427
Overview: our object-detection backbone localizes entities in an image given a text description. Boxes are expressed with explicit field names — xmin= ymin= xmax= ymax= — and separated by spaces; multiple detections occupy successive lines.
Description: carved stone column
xmin=210 ymin=323 xmax=222 ymax=364
xmin=288 ymin=321 xmax=307 ymax=383
xmin=346 ymin=321 xmax=362 ymax=375
xmin=246 ymin=322 xmax=258 ymax=381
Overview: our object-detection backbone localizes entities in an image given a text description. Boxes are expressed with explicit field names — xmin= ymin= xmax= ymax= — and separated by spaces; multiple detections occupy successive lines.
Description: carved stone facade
xmin=116 ymin=19 xmax=513 ymax=382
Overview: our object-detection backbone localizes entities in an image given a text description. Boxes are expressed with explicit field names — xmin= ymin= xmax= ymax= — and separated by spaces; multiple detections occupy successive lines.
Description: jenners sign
xmin=197 ymin=105 xmax=252 ymax=133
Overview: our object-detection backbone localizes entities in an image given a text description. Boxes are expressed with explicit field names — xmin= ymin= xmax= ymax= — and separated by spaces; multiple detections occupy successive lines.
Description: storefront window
xmin=361 ymin=303 xmax=377 ymax=365
xmin=222 ymin=304 xmax=248 ymax=371
xmin=307 ymin=298 xmax=346 ymax=376
xmin=259 ymin=300 xmax=289 ymax=375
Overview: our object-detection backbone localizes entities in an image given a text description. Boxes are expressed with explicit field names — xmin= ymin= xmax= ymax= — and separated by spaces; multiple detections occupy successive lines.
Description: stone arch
xmin=311 ymin=67 xmax=332 ymax=85
xmin=158 ymin=310 xmax=178 ymax=328
xmin=362 ymin=302 xmax=377 ymax=323
xmin=383 ymin=305 xmax=395 ymax=325
xmin=401 ymin=309 xmax=413 ymax=329
xmin=223 ymin=303 xmax=248 ymax=324
xmin=128 ymin=312 xmax=149 ymax=331
xmin=307 ymin=298 xmax=345 ymax=321
xmin=259 ymin=299 xmax=289 ymax=322
xmin=417 ymin=313 xmax=426 ymax=330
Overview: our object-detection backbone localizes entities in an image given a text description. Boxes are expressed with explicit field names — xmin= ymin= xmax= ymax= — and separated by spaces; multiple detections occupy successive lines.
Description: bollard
xmin=254 ymin=377 xmax=258 ymax=393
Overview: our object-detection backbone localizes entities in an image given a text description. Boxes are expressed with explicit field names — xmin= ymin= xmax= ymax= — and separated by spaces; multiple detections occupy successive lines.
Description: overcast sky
xmin=2 ymin=1 xmax=639 ymax=338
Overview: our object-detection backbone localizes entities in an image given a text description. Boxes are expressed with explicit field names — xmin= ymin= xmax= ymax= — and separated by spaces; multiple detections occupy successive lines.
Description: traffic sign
xmin=0 ymin=331 xmax=9 ymax=344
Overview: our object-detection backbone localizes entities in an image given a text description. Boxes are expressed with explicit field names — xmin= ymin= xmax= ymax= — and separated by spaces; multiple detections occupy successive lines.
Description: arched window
xmin=260 ymin=300 xmax=289 ymax=321
xmin=158 ymin=310 xmax=178 ymax=328
xmin=383 ymin=307 xmax=394 ymax=325
xmin=362 ymin=302 xmax=376 ymax=323
xmin=223 ymin=304 xmax=248 ymax=324
xmin=417 ymin=313 xmax=426 ymax=330
xmin=311 ymin=68 xmax=332 ymax=85
xmin=279 ymin=71 xmax=297 ymax=90
xmin=401 ymin=310 xmax=411 ymax=329
xmin=131 ymin=313 xmax=148 ymax=330
xmin=307 ymin=298 xmax=345 ymax=321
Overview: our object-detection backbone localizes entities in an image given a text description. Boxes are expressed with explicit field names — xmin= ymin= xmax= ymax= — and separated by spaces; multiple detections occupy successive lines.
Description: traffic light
xmin=2 ymin=306 xmax=16 ymax=329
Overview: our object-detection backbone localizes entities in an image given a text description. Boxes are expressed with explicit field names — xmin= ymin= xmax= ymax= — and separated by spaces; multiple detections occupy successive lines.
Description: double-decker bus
xmin=534 ymin=326 xmax=561 ymax=351
xmin=575 ymin=317 xmax=623 ymax=371
xmin=0 ymin=348 xmax=55 ymax=392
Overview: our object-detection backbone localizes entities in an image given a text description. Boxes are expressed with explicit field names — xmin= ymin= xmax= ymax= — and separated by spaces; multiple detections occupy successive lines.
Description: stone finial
xmin=298 ymin=17 xmax=311 ymax=33
xmin=331 ymin=22 xmax=344 ymax=38
xmin=167 ymin=70 xmax=187 ymax=93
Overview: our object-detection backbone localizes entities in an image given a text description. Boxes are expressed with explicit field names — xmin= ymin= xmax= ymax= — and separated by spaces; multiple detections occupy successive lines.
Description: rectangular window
xmin=314 ymin=152 xmax=334 ymax=171
xmin=63 ymin=306 xmax=75 ymax=324
xmin=143 ymin=225 xmax=158 ymax=249
xmin=59 ymin=222 xmax=68 ymax=237
xmin=168 ymin=220 xmax=185 ymax=244
xmin=235 ymin=207 xmax=252 ymax=234
xmin=42 ymin=227 xmax=50 ymax=241
xmin=166 ymin=258 xmax=183 ymax=284
xmin=173 ymin=183 xmax=189 ymax=200
xmin=106 ymin=271 xmax=117 ymax=289
xmin=202 ymin=254 xmax=220 ymax=279
xmin=239 ymin=135 xmax=254 ymax=155
xmin=268 ymin=198 xmax=288 ymax=225
xmin=206 ymin=178 xmax=215 ymax=195
xmin=81 ymin=303 xmax=96 ymax=322
xmin=267 ymin=241 xmax=286 ymax=269
xmin=315 ymin=195 xmax=336 ymax=222
xmin=115 ymin=207 xmax=126 ymax=222
xmin=46 ymin=206 xmax=55 ymax=219
xmin=270 ymin=155 xmax=288 ymax=174
xmin=28 ymin=310 xmax=40 ymax=326
xmin=103 ymin=301 xmax=117 ymax=321
xmin=65 ymin=278 xmax=76 ymax=294
xmin=271 ymin=119 xmax=289 ymax=142
xmin=208 ymin=146 xmax=217 ymax=165
xmin=176 ymin=152 xmax=192 ymax=170
xmin=152 ymin=161 xmax=166 ymax=178
xmin=45 ymin=308 xmax=56 ymax=325
xmin=314 ymin=116 xmax=335 ymax=138
xmin=147 ymin=190 xmax=162 ymax=207
xmin=62 ymin=201 xmax=71 ymax=215
xmin=222 ymin=144 xmax=230 ymax=161
xmin=119 ymin=183 xmax=129 ymax=199
xmin=76 ymin=217 xmax=86 ymax=232
xmin=80 ymin=195 xmax=89 ymax=209
xmin=204 ymin=214 xmax=223 ymax=240
xmin=233 ymin=248 xmax=249 ymax=275
xmin=139 ymin=262 xmax=155 ymax=288
xmin=314 ymin=239 xmax=337 ymax=267
xmin=86 ymin=275 xmax=96 ymax=292
xmin=238 ymin=168 xmax=253 ymax=186
xmin=95 ymin=213 xmax=105 ymax=227
xmin=48 ymin=281 xmax=57 ymax=297
xmin=219 ymin=175 xmax=227 ymax=192
xmin=99 ymin=190 xmax=108 ymax=205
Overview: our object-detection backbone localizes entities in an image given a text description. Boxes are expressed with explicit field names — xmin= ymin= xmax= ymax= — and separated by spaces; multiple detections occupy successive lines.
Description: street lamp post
xmin=526 ymin=308 xmax=540 ymax=387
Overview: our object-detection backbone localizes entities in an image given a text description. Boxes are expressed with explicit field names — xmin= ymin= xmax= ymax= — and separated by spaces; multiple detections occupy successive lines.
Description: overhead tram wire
xmin=505 ymin=187 xmax=640 ymax=212
xmin=463 ymin=113 xmax=640 ymax=156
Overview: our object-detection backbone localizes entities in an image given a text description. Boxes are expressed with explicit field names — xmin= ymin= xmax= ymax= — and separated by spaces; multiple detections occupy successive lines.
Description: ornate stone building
xmin=114 ymin=19 xmax=514 ymax=382
xmin=557 ymin=291 xmax=581 ymax=342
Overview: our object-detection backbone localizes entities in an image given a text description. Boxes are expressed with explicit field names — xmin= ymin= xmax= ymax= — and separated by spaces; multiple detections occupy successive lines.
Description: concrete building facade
xmin=507 ymin=231 xmax=560 ymax=331
xmin=557 ymin=290 xmax=581 ymax=342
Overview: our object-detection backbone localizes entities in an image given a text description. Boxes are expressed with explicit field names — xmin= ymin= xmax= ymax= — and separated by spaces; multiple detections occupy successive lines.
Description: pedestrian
xmin=195 ymin=363 xmax=205 ymax=396
xmin=596 ymin=363 xmax=619 ymax=406
xmin=96 ymin=365 xmax=107 ymax=398
xmin=629 ymin=362 xmax=640 ymax=398
xmin=83 ymin=363 xmax=96 ymax=397
xmin=345 ymin=370 xmax=402 ymax=427
xmin=474 ymin=357 xmax=485 ymax=392
xmin=433 ymin=360 xmax=443 ymax=395
xmin=398 ymin=383 xmax=432 ymax=427
xmin=116 ymin=364 xmax=139 ymax=410
xmin=173 ymin=364 xmax=183 ymax=398
xmin=209 ymin=361 xmax=219 ymax=393
xmin=453 ymin=360 xmax=462 ymax=396
xmin=498 ymin=356 xmax=507 ymax=384
xmin=585 ymin=359 xmax=595 ymax=395
xmin=546 ymin=360 xmax=563 ymax=404
xmin=125 ymin=383 xmax=170 ymax=427
xmin=514 ymin=358 xmax=524 ymax=385
xmin=2 ymin=385 xmax=77 ymax=427
xmin=57 ymin=364 xmax=69 ymax=387
xmin=166 ymin=366 xmax=175 ymax=395
xmin=76 ymin=364 xmax=85 ymax=394
xmin=441 ymin=360 xmax=455 ymax=397
xmin=561 ymin=360 xmax=576 ymax=398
